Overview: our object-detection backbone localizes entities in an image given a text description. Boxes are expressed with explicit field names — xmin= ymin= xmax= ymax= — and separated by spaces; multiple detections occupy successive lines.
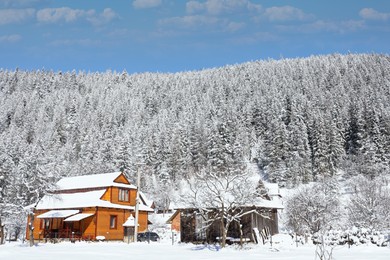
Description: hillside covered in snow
xmin=0 ymin=53 xmax=389 ymax=234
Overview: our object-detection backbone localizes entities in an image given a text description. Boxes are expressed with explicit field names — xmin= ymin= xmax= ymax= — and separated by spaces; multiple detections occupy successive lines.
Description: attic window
xmin=119 ymin=188 xmax=129 ymax=202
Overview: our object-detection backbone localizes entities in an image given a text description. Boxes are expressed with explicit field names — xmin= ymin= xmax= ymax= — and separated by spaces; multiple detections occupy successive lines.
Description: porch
xmin=37 ymin=210 xmax=95 ymax=242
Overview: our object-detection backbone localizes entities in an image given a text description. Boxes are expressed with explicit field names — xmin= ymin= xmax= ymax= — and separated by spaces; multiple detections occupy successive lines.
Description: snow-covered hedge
xmin=312 ymin=228 xmax=390 ymax=247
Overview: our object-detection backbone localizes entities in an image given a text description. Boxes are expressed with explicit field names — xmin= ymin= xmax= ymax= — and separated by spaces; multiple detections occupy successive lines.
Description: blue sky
xmin=0 ymin=0 xmax=389 ymax=73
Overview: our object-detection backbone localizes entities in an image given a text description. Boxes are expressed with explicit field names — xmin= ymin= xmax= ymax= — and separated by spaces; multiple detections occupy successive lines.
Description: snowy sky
xmin=0 ymin=0 xmax=389 ymax=73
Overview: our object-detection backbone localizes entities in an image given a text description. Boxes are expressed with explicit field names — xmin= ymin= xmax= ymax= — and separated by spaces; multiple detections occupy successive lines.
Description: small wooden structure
xmin=26 ymin=172 xmax=153 ymax=242
xmin=123 ymin=214 xmax=137 ymax=243
xmin=168 ymin=201 xmax=283 ymax=244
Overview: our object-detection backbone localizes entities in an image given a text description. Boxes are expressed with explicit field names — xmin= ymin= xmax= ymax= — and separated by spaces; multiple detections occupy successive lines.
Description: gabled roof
xmin=139 ymin=191 xmax=155 ymax=209
xmin=56 ymin=172 xmax=137 ymax=191
xmin=36 ymin=190 xmax=132 ymax=210
xmin=173 ymin=196 xmax=284 ymax=210
xmin=35 ymin=190 xmax=153 ymax=212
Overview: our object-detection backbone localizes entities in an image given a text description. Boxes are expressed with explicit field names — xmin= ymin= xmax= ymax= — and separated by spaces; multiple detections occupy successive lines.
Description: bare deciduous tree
xmin=179 ymin=166 xmax=266 ymax=247
xmin=347 ymin=174 xmax=390 ymax=231
xmin=285 ymin=180 xmax=341 ymax=236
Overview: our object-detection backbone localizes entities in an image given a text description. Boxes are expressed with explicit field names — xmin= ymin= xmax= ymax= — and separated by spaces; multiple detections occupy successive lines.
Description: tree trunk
xmin=0 ymin=217 xmax=4 ymax=245
xmin=220 ymin=218 xmax=226 ymax=247
xmin=29 ymin=212 xmax=34 ymax=247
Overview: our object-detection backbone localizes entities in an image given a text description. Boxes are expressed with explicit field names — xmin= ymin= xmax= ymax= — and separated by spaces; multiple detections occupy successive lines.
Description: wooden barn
xmin=167 ymin=199 xmax=283 ymax=244
xmin=26 ymin=172 xmax=153 ymax=242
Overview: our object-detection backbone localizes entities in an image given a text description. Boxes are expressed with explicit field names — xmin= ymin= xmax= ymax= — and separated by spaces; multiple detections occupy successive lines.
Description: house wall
xmin=27 ymin=207 xmax=149 ymax=241
xmin=26 ymin=209 xmax=48 ymax=240
xmin=101 ymin=187 xmax=137 ymax=206
xmin=79 ymin=207 xmax=97 ymax=240
xmin=95 ymin=208 xmax=148 ymax=240
xmin=138 ymin=211 xmax=149 ymax=232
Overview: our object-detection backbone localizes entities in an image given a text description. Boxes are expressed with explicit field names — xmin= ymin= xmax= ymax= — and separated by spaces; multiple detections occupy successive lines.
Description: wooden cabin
xmin=26 ymin=172 xmax=153 ymax=242
xmin=167 ymin=199 xmax=283 ymax=244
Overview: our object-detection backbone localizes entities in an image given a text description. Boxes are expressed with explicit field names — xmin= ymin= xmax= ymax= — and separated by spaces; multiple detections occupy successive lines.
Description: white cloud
xmin=0 ymin=0 xmax=44 ymax=8
xmin=359 ymin=8 xmax=390 ymax=21
xmin=133 ymin=0 xmax=162 ymax=9
xmin=340 ymin=20 xmax=365 ymax=32
xmin=87 ymin=8 xmax=117 ymax=26
xmin=186 ymin=1 xmax=204 ymax=14
xmin=37 ymin=7 xmax=91 ymax=23
xmin=0 ymin=34 xmax=22 ymax=43
xmin=226 ymin=21 xmax=245 ymax=32
xmin=49 ymin=38 xmax=101 ymax=47
xmin=186 ymin=0 xmax=261 ymax=15
xmin=0 ymin=8 xmax=35 ymax=25
xmin=264 ymin=6 xmax=313 ymax=22
xmin=36 ymin=7 xmax=117 ymax=26
xmin=159 ymin=15 xmax=220 ymax=29
xmin=277 ymin=19 xmax=365 ymax=34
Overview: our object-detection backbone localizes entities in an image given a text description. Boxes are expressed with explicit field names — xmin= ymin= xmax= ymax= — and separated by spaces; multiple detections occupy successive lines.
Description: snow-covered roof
xmin=64 ymin=213 xmax=94 ymax=222
xmin=123 ymin=215 xmax=139 ymax=227
xmin=264 ymin=182 xmax=281 ymax=197
xmin=174 ymin=197 xmax=284 ymax=210
xmin=37 ymin=210 xmax=79 ymax=219
xmin=36 ymin=190 xmax=154 ymax=212
xmin=139 ymin=191 xmax=155 ymax=208
xmin=252 ymin=198 xmax=284 ymax=209
xmin=37 ymin=190 xmax=129 ymax=210
xmin=55 ymin=172 xmax=137 ymax=191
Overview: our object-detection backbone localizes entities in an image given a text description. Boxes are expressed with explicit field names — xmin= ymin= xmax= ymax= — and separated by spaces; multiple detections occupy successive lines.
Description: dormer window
xmin=119 ymin=188 xmax=129 ymax=202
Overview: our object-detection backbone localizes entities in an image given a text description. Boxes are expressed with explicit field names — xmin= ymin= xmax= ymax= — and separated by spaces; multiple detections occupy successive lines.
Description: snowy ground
xmin=1 ymin=234 xmax=389 ymax=260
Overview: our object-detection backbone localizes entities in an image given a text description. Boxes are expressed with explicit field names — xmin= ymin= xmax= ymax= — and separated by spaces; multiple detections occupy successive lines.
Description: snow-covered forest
xmin=0 ymin=53 xmax=390 ymax=235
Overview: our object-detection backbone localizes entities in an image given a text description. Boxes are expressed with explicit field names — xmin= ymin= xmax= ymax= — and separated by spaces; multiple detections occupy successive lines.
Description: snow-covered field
xmin=1 ymin=235 xmax=388 ymax=260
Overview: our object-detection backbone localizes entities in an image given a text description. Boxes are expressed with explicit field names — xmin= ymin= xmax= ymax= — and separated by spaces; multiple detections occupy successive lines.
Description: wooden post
xmin=29 ymin=212 xmax=35 ymax=247
xmin=0 ymin=217 xmax=4 ymax=245
xmin=134 ymin=165 xmax=141 ymax=242
xmin=239 ymin=223 xmax=243 ymax=248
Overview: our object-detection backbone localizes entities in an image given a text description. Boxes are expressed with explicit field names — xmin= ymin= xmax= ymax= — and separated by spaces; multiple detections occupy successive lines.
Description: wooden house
xmin=167 ymin=199 xmax=283 ymax=244
xmin=26 ymin=172 xmax=153 ymax=242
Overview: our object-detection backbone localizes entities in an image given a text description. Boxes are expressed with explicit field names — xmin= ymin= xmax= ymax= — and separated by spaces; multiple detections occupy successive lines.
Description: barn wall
xmin=178 ymin=207 xmax=280 ymax=244
xmin=170 ymin=212 xmax=180 ymax=232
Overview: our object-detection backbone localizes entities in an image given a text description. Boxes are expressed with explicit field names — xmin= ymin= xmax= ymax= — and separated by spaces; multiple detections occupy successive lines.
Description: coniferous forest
xmin=0 ymin=53 xmax=389 ymax=223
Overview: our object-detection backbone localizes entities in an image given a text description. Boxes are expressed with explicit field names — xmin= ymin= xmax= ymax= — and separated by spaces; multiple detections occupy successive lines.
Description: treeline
xmin=0 ymin=53 xmax=389 ymax=214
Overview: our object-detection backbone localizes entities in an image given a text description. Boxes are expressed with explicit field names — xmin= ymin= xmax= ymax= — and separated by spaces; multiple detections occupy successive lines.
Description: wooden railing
xmin=40 ymin=229 xmax=94 ymax=242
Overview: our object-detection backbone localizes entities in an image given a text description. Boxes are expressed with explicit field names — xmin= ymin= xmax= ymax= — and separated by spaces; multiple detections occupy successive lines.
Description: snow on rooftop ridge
xmin=56 ymin=172 xmax=136 ymax=191
xmin=35 ymin=190 xmax=148 ymax=211
xmin=36 ymin=189 xmax=154 ymax=212
xmin=139 ymin=191 xmax=154 ymax=208
xmin=264 ymin=182 xmax=281 ymax=196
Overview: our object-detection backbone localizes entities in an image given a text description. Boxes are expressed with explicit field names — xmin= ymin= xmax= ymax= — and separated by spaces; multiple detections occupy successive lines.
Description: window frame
xmin=109 ymin=215 xmax=117 ymax=229
xmin=118 ymin=188 xmax=129 ymax=202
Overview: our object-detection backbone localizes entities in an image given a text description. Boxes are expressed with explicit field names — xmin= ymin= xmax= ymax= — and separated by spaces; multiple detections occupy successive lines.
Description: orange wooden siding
xmin=129 ymin=190 xmax=137 ymax=205
xmin=171 ymin=212 xmax=181 ymax=232
xmin=101 ymin=187 xmax=112 ymax=201
xmin=113 ymin=174 xmax=130 ymax=184
xmin=101 ymin=187 xmax=137 ymax=206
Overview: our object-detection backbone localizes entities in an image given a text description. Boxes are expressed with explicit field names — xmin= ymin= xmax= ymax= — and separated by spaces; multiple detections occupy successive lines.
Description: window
xmin=40 ymin=219 xmax=50 ymax=230
xmin=119 ymin=188 xmax=129 ymax=202
xmin=110 ymin=215 xmax=117 ymax=229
